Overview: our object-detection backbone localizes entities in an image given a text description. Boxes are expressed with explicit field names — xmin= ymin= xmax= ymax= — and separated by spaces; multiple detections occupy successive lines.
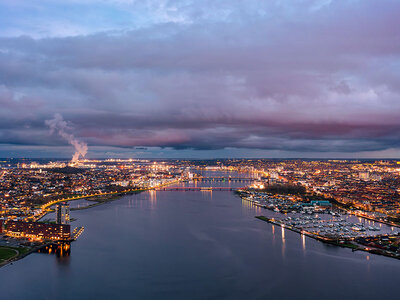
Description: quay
xmin=71 ymin=227 xmax=85 ymax=241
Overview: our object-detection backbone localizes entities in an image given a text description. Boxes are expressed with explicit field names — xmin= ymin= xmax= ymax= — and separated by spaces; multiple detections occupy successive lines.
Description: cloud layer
xmin=1 ymin=0 xmax=400 ymax=157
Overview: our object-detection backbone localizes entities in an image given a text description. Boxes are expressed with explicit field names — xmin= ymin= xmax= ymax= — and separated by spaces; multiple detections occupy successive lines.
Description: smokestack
xmin=45 ymin=113 xmax=88 ymax=162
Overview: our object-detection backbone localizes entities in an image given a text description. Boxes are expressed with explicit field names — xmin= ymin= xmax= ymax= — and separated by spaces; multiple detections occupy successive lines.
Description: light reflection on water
xmin=281 ymin=226 xmax=286 ymax=258
xmin=37 ymin=242 xmax=71 ymax=262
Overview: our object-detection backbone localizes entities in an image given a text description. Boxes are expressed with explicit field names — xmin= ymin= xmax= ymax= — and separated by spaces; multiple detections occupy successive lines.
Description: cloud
xmin=0 ymin=0 xmax=400 ymax=157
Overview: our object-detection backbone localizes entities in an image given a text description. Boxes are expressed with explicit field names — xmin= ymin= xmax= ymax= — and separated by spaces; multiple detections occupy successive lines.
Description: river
xmin=1 ymin=175 xmax=399 ymax=299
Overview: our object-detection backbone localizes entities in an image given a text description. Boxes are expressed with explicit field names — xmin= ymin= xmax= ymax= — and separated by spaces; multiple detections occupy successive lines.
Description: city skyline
xmin=1 ymin=1 xmax=400 ymax=159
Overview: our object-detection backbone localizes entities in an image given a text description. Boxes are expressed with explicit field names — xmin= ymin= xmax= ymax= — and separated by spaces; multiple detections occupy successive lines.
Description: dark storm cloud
xmin=1 ymin=0 xmax=400 ymax=156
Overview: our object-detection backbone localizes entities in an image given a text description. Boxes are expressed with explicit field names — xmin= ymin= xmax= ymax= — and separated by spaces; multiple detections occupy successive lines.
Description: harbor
xmin=238 ymin=190 xmax=400 ymax=259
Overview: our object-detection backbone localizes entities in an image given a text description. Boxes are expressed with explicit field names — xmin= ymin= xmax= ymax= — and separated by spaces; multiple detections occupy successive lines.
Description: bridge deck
xmin=154 ymin=187 xmax=238 ymax=191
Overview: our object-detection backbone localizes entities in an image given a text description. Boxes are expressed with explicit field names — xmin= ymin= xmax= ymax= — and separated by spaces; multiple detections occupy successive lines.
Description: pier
xmin=71 ymin=227 xmax=84 ymax=241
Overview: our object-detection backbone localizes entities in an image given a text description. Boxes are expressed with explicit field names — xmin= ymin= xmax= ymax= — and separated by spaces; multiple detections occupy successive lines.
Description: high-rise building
xmin=56 ymin=202 xmax=70 ymax=225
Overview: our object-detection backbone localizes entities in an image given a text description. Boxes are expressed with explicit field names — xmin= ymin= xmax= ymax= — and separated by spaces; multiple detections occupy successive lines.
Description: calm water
xmin=1 ymin=178 xmax=400 ymax=299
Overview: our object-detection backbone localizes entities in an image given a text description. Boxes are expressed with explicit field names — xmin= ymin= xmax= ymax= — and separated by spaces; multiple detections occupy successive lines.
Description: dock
xmin=255 ymin=216 xmax=400 ymax=260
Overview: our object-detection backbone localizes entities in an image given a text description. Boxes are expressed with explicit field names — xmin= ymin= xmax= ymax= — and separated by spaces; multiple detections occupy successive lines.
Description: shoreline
xmin=35 ymin=189 xmax=148 ymax=221
xmin=0 ymin=242 xmax=53 ymax=268
xmin=32 ymin=188 xmax=150 ymax=221
xmin=69 ymin=189 xmax=146 ymax=211
xmin=1 ymin=188 xmax=150 ymax=268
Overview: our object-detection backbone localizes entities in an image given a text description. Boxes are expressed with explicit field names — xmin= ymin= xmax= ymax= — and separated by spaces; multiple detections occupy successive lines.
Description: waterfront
xmin=1 ymin=179 xmax=400 ymax=299
xmin=48 ymin=199 xmax=96 ymax=211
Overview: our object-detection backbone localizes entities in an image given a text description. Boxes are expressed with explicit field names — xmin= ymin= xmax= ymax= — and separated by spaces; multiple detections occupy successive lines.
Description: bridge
xmin=193 ymin=177 xmax=257 ymax=182
xmin=154 ymin=187 xmax=237 ymax=191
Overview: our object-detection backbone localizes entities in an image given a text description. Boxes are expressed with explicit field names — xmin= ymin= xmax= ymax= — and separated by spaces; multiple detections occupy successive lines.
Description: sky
xmin=1 ymin=0 xmax=400 ymax=159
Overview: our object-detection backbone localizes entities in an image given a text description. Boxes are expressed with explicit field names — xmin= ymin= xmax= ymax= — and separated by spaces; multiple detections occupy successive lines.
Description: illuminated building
xmin=359 ymin=171 xmax=370 ymax=180
xmin=4 ymin=221 xmax=71 ymax=241
xmin=251 ymin=181 xmax=265 ymax=189
xmin=56 ymin=202 xmax=70 ymax=225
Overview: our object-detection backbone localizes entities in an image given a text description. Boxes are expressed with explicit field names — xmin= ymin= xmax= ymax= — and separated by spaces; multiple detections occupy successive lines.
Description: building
xmin=4 ymin=221 xmax=71 ymax=241
xmin=359 ymin=171 xmax=370 ymax=181
xmin=310 ymin=200 xmax=332 ymax=208
xmin=56 ymin=202 xmax=70 ymax=225
xmin=301 ymin=200 xmax=332 ymax=212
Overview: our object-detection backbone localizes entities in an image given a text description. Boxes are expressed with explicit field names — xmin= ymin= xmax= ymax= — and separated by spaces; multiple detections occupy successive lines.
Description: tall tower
xmin=56 ymin=202 xmax=70 ymax=225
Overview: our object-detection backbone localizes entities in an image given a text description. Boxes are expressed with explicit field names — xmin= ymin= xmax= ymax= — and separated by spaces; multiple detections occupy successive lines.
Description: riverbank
xmin=255 ymin=216 xmax=400 ymax=260
xmin=1 ymin=189 xmax=150 ymax=269
xmin=70 ymin=189 xmax=146 ymax=211
xmin=36 ymin=188 xmax=148 ymax=221
xmin=0 ymin=246 xmax=20 ymax=267
xmin=63 ymin=179 xmax=181 ymax=212
xmin=0 ymin=243 xmax=50 ymax=268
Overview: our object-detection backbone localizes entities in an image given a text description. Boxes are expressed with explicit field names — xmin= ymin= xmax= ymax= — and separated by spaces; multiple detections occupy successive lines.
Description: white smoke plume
xmin=45 ymin=113 xmax=88 ymax=162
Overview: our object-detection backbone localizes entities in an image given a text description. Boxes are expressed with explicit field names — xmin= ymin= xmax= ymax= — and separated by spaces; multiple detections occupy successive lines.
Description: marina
xmin=238 ymin=190 xmax=400 ymax=259
xmin=239 ymin=191 xmax=397 ymax=238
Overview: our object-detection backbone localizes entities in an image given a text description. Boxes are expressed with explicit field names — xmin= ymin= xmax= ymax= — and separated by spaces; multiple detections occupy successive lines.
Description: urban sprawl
xmin=1 ymin=158 xmax=400 ymax=265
